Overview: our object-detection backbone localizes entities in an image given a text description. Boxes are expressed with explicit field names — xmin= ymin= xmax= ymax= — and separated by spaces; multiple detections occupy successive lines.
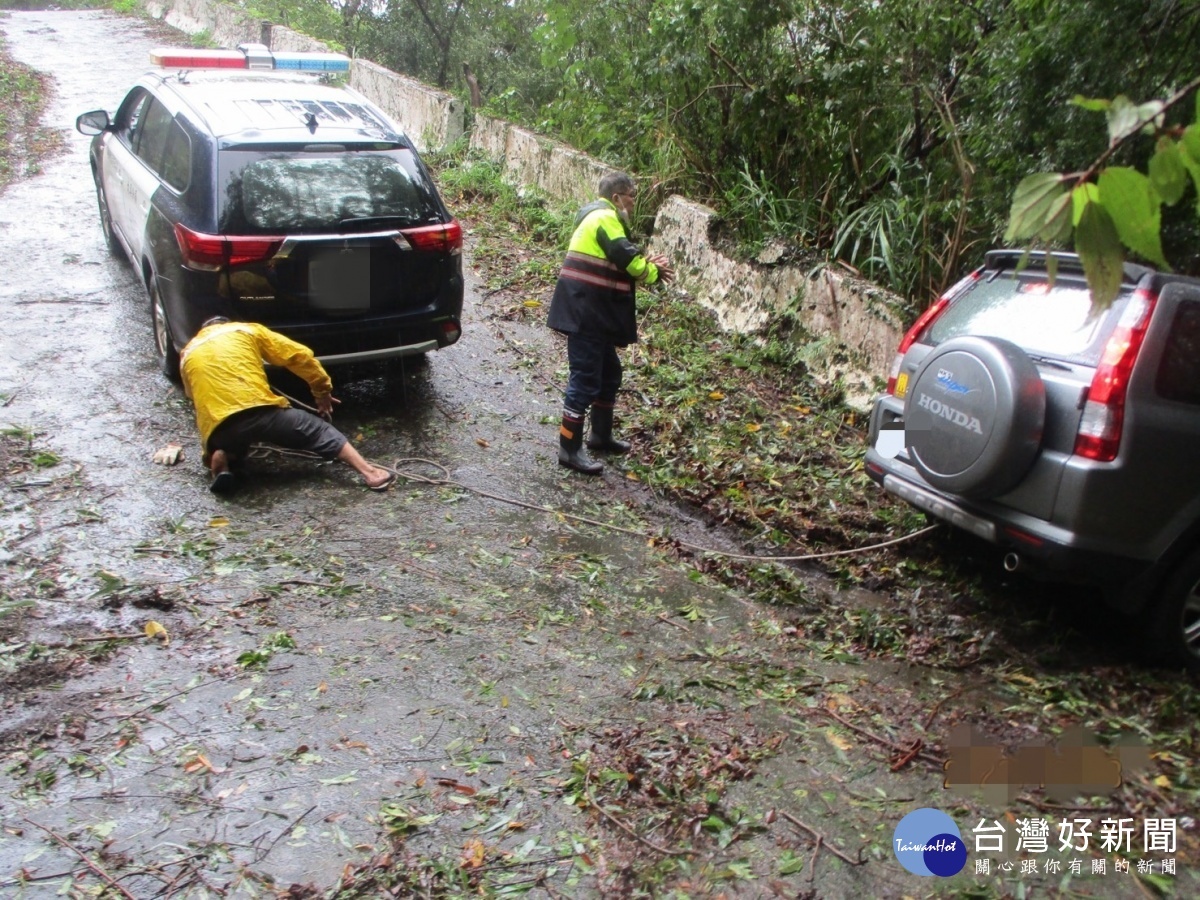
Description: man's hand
xmin=650 ymin=255 xmax=675 ymax=284
xmin=314 ymin=393 xmax=341 ymax=421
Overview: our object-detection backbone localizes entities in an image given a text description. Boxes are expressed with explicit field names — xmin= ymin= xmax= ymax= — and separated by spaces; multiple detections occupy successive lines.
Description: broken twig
xmin=23 ymin=818 xmax=136 ymax=899
xmin=778 ymin=810 xmax=866 ymax=868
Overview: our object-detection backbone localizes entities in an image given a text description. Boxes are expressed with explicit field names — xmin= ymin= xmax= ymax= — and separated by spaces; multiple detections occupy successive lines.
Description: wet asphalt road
xmin=0 ymin=10 xmax=1186 ymax=899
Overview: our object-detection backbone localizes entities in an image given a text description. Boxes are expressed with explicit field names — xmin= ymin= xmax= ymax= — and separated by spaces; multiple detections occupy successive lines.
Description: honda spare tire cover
xmin=904 ymin=336 xmax=1045 ymax=499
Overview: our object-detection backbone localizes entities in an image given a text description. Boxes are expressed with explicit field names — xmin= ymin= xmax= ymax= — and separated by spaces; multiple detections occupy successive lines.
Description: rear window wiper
xmin=1026 ymin=353 xmax=1072 ymax=371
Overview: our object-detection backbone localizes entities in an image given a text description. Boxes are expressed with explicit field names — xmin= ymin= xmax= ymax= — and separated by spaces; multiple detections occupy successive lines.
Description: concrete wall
xmin=470 ymin=114 xmax=617 ymax=208
xmin=649 ymin=197 xmax=903 ymax=405
xmin=349 ymin=60 xmax=463 ymax=153
xmin=139 ymin=0 xmax=905 ymax=403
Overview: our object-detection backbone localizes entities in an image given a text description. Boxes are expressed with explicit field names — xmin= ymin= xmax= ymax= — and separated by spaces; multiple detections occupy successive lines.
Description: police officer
xmin=547 ymin=172 xmax=674 ymax=474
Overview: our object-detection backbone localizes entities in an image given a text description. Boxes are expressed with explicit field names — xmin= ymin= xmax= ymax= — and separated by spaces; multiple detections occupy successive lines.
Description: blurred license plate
xmin=310 ymin=249 xmax=370 ymax=311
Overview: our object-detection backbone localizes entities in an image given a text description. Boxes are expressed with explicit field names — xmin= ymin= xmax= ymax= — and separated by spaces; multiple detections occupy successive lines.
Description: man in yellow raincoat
xmin=180 ymin=317 xmax=395 ymax=494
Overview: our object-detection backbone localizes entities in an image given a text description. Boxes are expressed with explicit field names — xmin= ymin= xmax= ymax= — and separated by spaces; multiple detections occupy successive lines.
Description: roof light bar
xmin=151 ymin=48 xmax=246 ymax=68
xmin=150 ymin=46 xmax=350 ymax=73
xmin=273 ymin=53 xmax=351 ymax=72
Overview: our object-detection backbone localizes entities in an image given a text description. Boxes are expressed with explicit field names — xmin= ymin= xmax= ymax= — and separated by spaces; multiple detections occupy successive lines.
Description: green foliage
xmin=232 ymin=0 xmax=1199 ymax=304
xmin=0 ymin=35 xmax=47 ymax=190
xmin=1007 ymin=77 xmax=1200 ymax=308
xmin=237 ymin=631 xmax=297 ymax=669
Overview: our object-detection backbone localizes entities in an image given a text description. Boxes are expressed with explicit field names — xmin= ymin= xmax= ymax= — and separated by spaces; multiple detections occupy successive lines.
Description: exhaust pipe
xmin=1003 ymin=552 xmax=1020 ymax=573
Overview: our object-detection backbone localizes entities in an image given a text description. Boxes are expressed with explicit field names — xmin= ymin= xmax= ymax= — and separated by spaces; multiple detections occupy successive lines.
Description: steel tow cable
xmin=250 ymin=442 xmax=939 ymax=564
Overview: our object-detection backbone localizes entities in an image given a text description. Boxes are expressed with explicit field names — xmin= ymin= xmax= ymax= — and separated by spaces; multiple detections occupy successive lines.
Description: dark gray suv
xmin=865 ymin=250 xmax=1200 ymax=671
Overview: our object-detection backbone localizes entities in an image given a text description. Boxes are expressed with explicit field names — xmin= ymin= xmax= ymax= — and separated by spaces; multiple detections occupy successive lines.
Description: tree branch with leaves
xmin=1006 ymin=75 xmax=1200 ymax=308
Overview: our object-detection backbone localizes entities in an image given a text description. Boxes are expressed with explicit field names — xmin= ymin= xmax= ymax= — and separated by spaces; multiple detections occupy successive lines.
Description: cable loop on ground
xmin=248 ymin=444 xmax=936 ymax=564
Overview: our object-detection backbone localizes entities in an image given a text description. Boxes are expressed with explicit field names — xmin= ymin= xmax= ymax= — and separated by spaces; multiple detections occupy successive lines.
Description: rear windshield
xmin=924 ymin=271 xmax=1126 ymax=366
xmin=217 ymin=148 xmax=443 ymax=234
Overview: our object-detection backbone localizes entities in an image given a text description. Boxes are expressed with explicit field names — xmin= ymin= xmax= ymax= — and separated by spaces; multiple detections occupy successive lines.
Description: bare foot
xmin=363 ymin=466 xmax=396 ymax=492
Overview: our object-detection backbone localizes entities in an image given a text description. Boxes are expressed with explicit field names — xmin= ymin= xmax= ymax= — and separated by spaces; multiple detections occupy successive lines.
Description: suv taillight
xmin=886 ymin=270 xmax=980 ymax=395
xmin=1074 ymin=288 xmax=1157 ymax=462
xmin=173 ymin=224 xmax=283 ymax=271
xmin=400 ymin=220 xmax=463 ymax=255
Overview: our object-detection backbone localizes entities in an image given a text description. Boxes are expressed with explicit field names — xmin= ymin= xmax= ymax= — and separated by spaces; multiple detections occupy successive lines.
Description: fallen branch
xmin=803 ymin=707 xmax=943 ymax=768
xmin=255 ymin=804 xmax=317 ymax=862
xmin=921 ymin=687 xmax=963 ymax=732
xmin=778 ymin=810 xmax=867 ymax=868
xmin=584 ymin=782 xmax=690 ymax=858
xmin=23 ymin=818 xmax=136 ymax=900
xmin=34 ymin=633 xmax=144 ymax=650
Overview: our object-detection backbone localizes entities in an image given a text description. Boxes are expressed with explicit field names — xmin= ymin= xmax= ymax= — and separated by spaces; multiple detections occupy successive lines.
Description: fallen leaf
xmin=824 ymin=729 xmax=853 ymax=752
xmin=523 ymin=299 xmax=542 ymax=308
xmin=183 ymin=753 xmax=220 ymax=774
xmin=460 ymin=839 xmax=487 ymax=868
xmin=745 ymin=423 xmax=761 ymax=433
xmin=208 ymin=516 xmax=229 ymax=528
xmin=476 ymin=438 xmax=490 ymax=448
xmin=144 ymin=621 xmax=169 ymax=644
xmin=708 ymin=391 xmax=725 ymax=401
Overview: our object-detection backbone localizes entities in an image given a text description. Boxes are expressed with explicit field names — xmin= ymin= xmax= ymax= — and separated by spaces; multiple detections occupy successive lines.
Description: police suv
xmin=75 ymin=44 xmax=463 ymax=378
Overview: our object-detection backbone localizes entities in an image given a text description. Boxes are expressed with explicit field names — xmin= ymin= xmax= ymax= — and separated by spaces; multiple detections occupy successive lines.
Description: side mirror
xmin=75 ymin=110 xmax=111 ymax=136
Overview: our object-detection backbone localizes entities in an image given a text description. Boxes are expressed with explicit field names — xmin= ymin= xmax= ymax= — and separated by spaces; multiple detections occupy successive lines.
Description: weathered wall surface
xmin=348 ymin=60 xmax=463 ymax=152
xmin=650 ymin=197 xmax=903 ymax=405
xmin=470 ymin=114 xmax=617 ymax=208
xmin=139 ymin=0 xmax=905 ymax=402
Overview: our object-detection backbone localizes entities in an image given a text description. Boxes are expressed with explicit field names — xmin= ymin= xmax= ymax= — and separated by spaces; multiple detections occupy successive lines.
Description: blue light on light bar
xmin=272 ymin=53 xmax=351 ymax=72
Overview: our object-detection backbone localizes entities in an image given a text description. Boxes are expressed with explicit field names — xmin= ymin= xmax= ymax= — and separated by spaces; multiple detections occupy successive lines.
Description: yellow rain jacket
xmin=180 ymin=321 xmax=332 ymax=451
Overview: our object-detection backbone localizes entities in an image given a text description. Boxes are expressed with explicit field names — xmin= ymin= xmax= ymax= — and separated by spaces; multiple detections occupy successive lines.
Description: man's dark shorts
xmin=207 ymin=406 xmax=347 ymax=461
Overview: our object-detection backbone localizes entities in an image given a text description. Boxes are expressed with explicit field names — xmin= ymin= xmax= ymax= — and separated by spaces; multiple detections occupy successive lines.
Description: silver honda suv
xmin=865 ymin=250 xmax=1200 ymax=671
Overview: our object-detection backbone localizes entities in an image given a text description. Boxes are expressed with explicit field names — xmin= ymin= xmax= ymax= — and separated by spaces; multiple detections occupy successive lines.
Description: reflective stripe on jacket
xmin=180 ymin=321 xmax=333 ymax=451
xmin=546 ymin=199 xmax=659 ymax=345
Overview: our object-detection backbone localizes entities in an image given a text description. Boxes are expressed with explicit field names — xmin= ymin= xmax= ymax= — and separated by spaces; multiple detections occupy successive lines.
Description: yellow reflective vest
xmin=180 ymin=321 xmax=333 ymax=451
xmin=547 ymin=199 xmax=659 ymax=345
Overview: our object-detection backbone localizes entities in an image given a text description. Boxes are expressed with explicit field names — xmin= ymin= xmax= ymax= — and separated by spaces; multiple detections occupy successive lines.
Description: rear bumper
xmin=316 ymin=338 xmax=438 ymax=365
xmin=163 ymin=266 xmax=464 ymax=362
xmin=865 ymin=452 xmax=1151 ymax=599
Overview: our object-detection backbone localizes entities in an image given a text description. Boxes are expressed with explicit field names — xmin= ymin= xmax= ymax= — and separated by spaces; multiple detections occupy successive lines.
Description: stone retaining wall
xmin=649 ymin=197 xmax=903 ymax=405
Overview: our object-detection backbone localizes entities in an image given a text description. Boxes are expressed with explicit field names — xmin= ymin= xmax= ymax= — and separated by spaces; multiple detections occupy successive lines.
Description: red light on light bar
xmin=151 ymin=48 xmax=246 ymax=68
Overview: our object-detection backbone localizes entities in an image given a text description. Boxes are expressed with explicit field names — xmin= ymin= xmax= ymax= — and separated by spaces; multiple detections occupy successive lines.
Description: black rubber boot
xmin=558 ymin=412 xmax=603 ymax=475
xmin=587 ymin=403 xmax=631 ymax=454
